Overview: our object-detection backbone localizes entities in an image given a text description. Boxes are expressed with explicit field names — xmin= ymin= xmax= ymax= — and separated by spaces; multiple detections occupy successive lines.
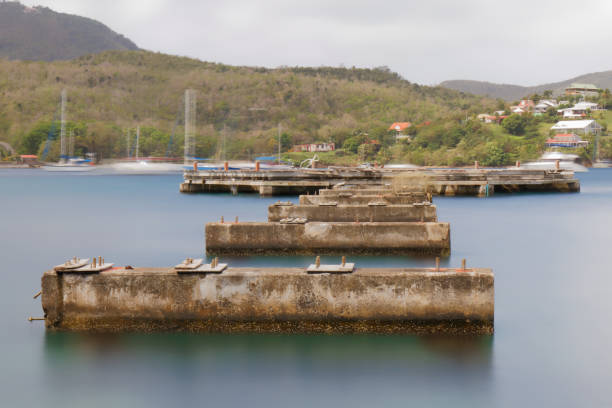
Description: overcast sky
xmin=20 ymin=0 xmax=612 ymax=86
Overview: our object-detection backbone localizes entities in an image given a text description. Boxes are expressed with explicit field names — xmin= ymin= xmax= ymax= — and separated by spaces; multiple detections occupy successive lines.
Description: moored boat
xmin=520 ymin=151 xmax=588 ymax=172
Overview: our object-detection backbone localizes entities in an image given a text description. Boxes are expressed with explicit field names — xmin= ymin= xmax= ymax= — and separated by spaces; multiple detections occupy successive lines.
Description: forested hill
xmin=0 ymin=1 xmax=138 ymax=61
xmin=0 ymin=50 xmax=497 ymax=160
xmin=441 ymin=70 xmax=612 ymax=101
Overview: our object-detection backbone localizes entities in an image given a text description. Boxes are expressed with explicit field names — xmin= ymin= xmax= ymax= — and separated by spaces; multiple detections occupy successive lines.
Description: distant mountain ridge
xmin=0 ymin=1 xmax=138 ymax=61
xmin=440 ymin=71 xmax=612 ymax=101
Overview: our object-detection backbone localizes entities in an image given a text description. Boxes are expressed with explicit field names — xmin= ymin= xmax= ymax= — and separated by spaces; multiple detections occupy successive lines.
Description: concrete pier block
xmin=205 ymin=222 xmax=451 ymax=256
xmin=319 ymin=188 xmax=391 ymax=196
xmin=41 ymin=266 xmax=493 ymax=334
xmin=268 ymin=204 xmax=438 ymax=222
xmin=299 ymin=195 xmax=428 ymax=206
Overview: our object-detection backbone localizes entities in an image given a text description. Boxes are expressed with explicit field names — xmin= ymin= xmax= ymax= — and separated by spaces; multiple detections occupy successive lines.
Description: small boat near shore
xmin=41 ymin=158 xmax=96 ymax=172
xmin=110 ymin=160 xmax=185 ymax=174
xmin=520 ymin=151 xmax=588 ymax=172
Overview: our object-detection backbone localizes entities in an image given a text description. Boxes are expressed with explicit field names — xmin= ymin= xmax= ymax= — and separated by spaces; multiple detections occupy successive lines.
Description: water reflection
xmin=44 ymin=332 xmax=493 ymax=365
xmin=43 ymin=332 xmax=493 ymax=407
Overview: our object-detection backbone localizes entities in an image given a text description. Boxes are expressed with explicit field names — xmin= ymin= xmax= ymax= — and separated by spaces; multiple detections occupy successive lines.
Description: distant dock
xmin=181 ymin=167 xmax=580 ymax=196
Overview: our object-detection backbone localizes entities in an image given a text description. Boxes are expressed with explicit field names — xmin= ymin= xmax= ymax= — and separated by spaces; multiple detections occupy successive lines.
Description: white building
xmin=551 ymin=120 xmax=603 ymax=135
xmin=557 ymin=102 xmax=603 ymax=118
xmin=534 ymin=100 xmax=558 ymax=114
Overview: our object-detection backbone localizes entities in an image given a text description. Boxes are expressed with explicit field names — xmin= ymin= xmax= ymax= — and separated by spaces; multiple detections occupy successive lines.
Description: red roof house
xmin=388 ymin=122 xmax=412 ymax=132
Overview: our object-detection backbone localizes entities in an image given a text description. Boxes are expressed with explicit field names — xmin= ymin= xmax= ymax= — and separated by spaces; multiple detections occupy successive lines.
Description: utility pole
xmin=593 ymin=130 xmax=600 ymax=163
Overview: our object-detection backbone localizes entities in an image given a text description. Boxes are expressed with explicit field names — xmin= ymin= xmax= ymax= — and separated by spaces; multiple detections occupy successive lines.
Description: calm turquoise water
xmin=1 ymin=169 xmax=611 ymax=407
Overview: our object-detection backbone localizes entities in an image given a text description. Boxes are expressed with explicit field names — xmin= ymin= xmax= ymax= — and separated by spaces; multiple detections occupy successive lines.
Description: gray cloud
xmin=21 ymin=0 xmax=612 ymax=85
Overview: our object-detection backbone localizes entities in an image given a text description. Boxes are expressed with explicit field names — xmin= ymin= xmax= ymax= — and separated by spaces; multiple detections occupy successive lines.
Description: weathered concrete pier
xmin=41 ymin=264 xmax=493 ymax=334
xmin=181 ymin=167 xmax=580 ymax=197
xmin=205 ymin=222 xmax=450 ymax=255
xmin=299 ymin=194 xmax=428 ymax=206
xmin=268 ymin=202 xmax=438 ymax=222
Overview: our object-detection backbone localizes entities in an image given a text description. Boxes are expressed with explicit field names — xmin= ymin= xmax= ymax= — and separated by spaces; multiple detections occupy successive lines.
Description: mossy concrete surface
xmin=41 ymin=267 xmax=493 ymax=334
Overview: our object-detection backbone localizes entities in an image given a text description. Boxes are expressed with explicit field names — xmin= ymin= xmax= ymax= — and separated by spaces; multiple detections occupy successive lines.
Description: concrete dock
xmin=268 ymin=203 xmax=438 ymax=222
xmin=181 ymin=167 xmax=580 ymax=197
xmin=41 ymin=265 xmax=493 ymax=334
xmin=205 ymin=222 xmax=451 ymax=255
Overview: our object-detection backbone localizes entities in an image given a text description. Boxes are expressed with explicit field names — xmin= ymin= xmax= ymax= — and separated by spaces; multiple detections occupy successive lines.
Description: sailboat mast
xmin=126 ymin=128 xmax=130 ymax=158
xmin=184 ymin=89 xmax=196 ymax=165
xmin=136 ymin=126 xmax=140 ymax=159
xmin=60 ymin=89 xmax=67 ymax=161
xmin=68 ymin=130 xmax=74 ymax=157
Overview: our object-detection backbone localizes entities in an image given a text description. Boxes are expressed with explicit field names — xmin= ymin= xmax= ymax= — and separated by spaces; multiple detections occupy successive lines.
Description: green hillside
xmin=1 ymin=50 xmax=502 ymax=163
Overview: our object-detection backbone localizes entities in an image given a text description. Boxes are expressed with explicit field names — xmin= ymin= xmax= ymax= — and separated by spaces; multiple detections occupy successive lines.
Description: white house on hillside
xmin=534 ymin=100 xmax=558 ymax=114
xmin=551 ymin=120 xmax=603 ymax=135
xmin=558 ymin=102 xmax=603 ymax=118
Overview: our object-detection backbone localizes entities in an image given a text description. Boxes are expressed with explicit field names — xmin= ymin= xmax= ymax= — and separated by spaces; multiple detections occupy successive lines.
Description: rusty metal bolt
xmin=235 ymin=216 xmax=239 ymax=224
xmin=341 ymin=256 xmax=346 ymax=267
xmin=315 ymin=256 xmax=321 ymax=268
xmin=220 ymin=216 xmax=224 ymax=224
xmin=461 ymin=258 xmax=466 ymax=271
xmin=435 ymin=257 xmax=440 ymax=272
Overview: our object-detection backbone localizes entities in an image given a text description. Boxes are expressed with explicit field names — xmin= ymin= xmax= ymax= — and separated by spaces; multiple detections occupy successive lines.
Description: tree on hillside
xmin=502 ymin=114 xmax=528 ymax=135
xmin=496 ymin=99 xmax=506 ymax=111
xmin=482 ymin=143 xmax=506 ymax=167
xmin=343 ymin=134 xmax=367 ymax=153
xmin=20 ymin=122 xmax=55 ymax=154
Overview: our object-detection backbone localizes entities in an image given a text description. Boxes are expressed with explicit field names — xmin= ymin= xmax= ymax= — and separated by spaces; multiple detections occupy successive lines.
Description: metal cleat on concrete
xmin=54 ymin=257 xmax=90 ymax=272
xmin=69 ymin=256 xmax=114 ymax=273
xmin=178 ymin=257 xmax=227 ymax=274
xmin=307 ymin=256 xmax=355 ymax=273
xmin=174 ymin=258 xmax=203 ymax=271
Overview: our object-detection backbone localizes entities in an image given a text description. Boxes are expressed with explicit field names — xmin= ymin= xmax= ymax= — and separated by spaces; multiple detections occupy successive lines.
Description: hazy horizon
xmin=17 ymin=0 xmax=612 ymax=86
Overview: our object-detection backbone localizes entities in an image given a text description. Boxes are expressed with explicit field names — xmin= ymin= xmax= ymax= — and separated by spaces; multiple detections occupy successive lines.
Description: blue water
xmin=1 ymin=169 xmax=611 ymax=407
